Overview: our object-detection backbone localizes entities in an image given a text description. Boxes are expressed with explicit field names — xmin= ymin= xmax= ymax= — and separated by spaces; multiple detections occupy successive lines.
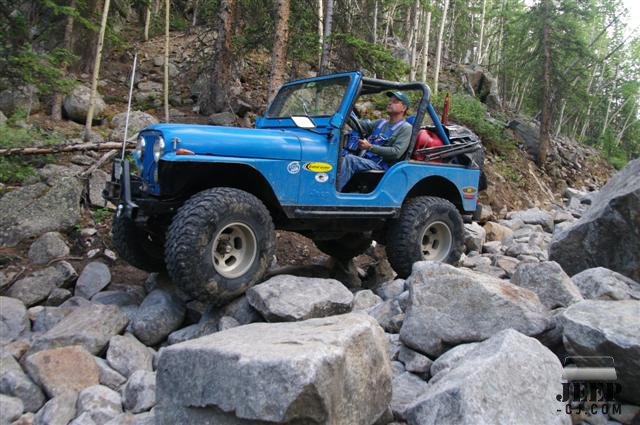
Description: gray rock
xmin=207 ymin=111 xmax=236 ymax=126
xmin=89 ymin=170 xmax=109 ymax=208
xmin=246 ymin=275 xmax=353 ymax=322
xmin=391 ymin=372 xmax=429 ymax=421
xmin=0 ymin=180 xmax=83 ymax=247
xmin=92 ymin=291 xmax=140 ymax=308
xmin=69 ymin=412 xmax=97 ymax=425
xmin=106 ymin=335 xmax=153 ymax=378
xmin=475 ymin=203 xmax=493 ymax=223
xmin=507 ymin=208 xmax=555 ymax=233
xmin=155 ymin=314 xmax=391 ymax=425
xmin=482 ymin=240 xmax=502 ymax=254
xmin=27 ymin=232 xmax=69 ymax=264
xmin=75 ymin=262 xmax=111 ymax=299
xmin=549 ymin=158 xmax=640 ymax=281
xmin=374 ymin=279 xmax=406 ymax=301
xmin=33 ymin=391 xmax=77 ymax=425
xmin=103 ymin=412 xmax=154 ymax=425
xmin=7 ymin=263 xmax=76 ymax=307
xmin=404 ymin=330 xmax=568 ymax=425
xmin=94 ymin=357 xmax=127 ymax=391
xmin=28 ymin=305 xmax=128 ymax=355
xmin=511 ymin=261 xmax=584 ymax=309
xmin=132 ymin=290 xmax=185 ymax=346
xmin=0 ymin=394 xmax=24 ymax=424
xmin=505 ymin=241 xmax=548 ymax=261
xmin=217 ymin=316 xmax=239 ymax=331
xmin=398 ymin=345 xmax=432 ymax=376
xmin=0 ymin=297 xmax=28 ymax=345
xmin=464 ymin=222 xmax=486 ymax=253
xmin=24 ymin=345 xmax=99 ymax=398
xmin=76 ymin=385 xmax=123 ymax=424
xmin=0 ymin=85 xmax=40 ymax=116
xmin=353 ymin=290 xmax=383 ymax=310
xmin=63 ymin=85 xmax=106 ymax=123
xmin=137 ymin=81 xmax=162 ymax=92
xmin=400 ymin=262 xmax=548 ymax=357
xmin=493 ymin=255 xmax=520 ymax=277
xmin=562 ymin=300 xmax=640 ymax=404
xmin=45 ymin=288 xmax=73 ymax=306
xmin=59 ymin=296 xmax=92 ymax=309
xmin=109 ymin=111 xmax=158 ymax=142
xmin=571 ymin=267 xmax=640 ymax=300
xmin=31 ymin=307 xmax=73 ymax=333
xmin=483 ymin=222 xmax=514 ymax=242
xmin=472 ymin=264 xmax=508 ymax=279
xmin=222 ymin=296 xmax=262 ymax=325
xmin=122 ymin=371 xmax=156 ymax=413
xmin=0 ymin=352 xmax=45 ymax=412
xmin=367 ymin=299 xmax=404 ymax=333
xmin=429 ymin=342 xmax=480 ymax=379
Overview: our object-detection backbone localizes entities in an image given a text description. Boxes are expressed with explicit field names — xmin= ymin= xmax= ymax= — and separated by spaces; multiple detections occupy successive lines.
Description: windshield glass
xmin=266 ymin=76 xmax=350 ymax=118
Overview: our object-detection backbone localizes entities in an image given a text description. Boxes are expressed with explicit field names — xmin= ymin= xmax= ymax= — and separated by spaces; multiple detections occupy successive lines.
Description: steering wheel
xmin=346 ymin=111 xmax=366 ymax=138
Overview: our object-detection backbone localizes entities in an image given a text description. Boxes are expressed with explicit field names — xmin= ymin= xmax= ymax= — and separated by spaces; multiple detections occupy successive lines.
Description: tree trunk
xmin=52 ymin=0 xmax=76 ymax=120
xmin=554 ymin=99 xmax=566 ymax=138
xmin=164 ymin=0 xmax=170 ymax=122
xmin=537 ymin=0 xmax=552 ymax=166
xmin=319 ymin=0 xmax=333 ymax=75
xmin=144 ymin=7 xmax=151 ymax=40
xmin=477 ymin=0 xmax=486 ymax=63
xmin=372 ymin=0 xmax=378 ymax=43
xmin=268 ymin=0 xmax=290 ymax=103
xmin=420 ymin=10 xmax=432 ymax=82
xmin=433 ymin=0 xmax=449 ymax=95
xmin=318 ymin=0 xmax=323 ymax=65
xmin=409 ymin=0 xmax=420 ymax=80
xmin=84 ymin=0 xmax=111 ymax=142
xmin=199 ymin=0 xmax=237 ymax=115
xmin=383 ymin=0 xmax=398 ymax=46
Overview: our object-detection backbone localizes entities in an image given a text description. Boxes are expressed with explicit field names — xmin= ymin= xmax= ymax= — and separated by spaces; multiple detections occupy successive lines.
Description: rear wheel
xmin=385 ymin=196 xmax=464 ymax=278
xmin=313 ymin=232 xmax=373 ymax=261
xmin=165 ymin=188 xmax=275 ymax=304
xmin=111 ymin=214 xmax=166 ymax=272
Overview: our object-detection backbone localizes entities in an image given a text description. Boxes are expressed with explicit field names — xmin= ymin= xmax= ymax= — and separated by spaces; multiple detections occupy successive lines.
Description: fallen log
xmin=0 ymin=141 xmax=134 ymax=156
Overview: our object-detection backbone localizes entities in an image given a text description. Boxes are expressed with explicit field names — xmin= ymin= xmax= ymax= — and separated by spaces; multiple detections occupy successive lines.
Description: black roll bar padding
xmin=120 ymin=160 xmax=139 ymax=219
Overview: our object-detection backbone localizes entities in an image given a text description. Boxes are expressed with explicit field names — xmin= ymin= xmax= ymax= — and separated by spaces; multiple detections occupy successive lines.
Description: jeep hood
xmin=144 ymin=124 xmax=304 ymax=161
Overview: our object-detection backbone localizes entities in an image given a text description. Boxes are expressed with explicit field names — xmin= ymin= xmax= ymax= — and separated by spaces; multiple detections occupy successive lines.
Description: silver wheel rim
xmin=419 ymin=221 xmax=453 ymax=261
xmin=211 ymin=222 xmax=258 ymax=279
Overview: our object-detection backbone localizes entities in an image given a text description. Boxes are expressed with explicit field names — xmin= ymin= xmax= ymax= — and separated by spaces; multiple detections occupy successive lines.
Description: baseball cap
xmin=386 ymin=91 xmax=410 ymax=107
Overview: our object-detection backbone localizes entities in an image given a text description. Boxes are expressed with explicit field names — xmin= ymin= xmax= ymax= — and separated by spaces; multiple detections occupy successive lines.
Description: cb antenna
xmin=121 ymin=52 xmax=138 ymax=161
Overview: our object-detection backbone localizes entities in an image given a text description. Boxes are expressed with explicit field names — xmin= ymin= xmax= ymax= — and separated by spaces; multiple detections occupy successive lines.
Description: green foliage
xmin=93 ymin=207 xmax=112 ymax=224
xmin=4 ymin=45 xmax=77 ymax=94
xmin=0 ymin=158 xmax=38 ymax=184
xmin=493 ymin=156 xmax=526 ymax=188
xmin=331 ymin=34 xmax=409 ymax=80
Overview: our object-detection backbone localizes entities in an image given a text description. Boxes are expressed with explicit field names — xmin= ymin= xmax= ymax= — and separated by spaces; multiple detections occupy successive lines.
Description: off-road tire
xmin=111 ymin=214 xmax=166 ymax=272
xmin=314 ymin=232 xmax=373 ymax=261
xmin=385 ymin=196 xmax=464 ymax=278
xmin=165 ymin=187 xmax=275 ymax=304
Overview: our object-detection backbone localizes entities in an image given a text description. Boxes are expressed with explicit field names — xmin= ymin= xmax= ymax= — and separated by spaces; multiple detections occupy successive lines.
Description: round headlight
xmin=135 ymin=136 xmax=145 ymax=160
xmin=153 ymin=136 xmax=165 ymax=162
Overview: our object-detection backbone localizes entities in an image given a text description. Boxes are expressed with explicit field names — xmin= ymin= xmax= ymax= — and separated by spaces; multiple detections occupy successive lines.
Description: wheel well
xmin=158 ymin=161 xmax=284 ymax=220
xmin=405 ymin=176 xmax=463 ymax=211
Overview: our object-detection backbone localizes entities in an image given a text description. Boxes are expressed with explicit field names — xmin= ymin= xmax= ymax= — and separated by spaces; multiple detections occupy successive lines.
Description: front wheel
xmin=165 ymin=188 xmax=275 ymax=304
xmin=385 ymin=196 xmax=464 ymax=278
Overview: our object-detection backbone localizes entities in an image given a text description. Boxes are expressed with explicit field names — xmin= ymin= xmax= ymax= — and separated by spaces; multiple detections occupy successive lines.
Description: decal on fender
xmin=462 ymin=186 xmax=477 ymax=199
xmin=287 ymin=161 xmax=301 ymax=174
xmin=315 ymin=173 xmax=329 ymax=183
xmin=304 ymin=162 xmax=333 ymax=173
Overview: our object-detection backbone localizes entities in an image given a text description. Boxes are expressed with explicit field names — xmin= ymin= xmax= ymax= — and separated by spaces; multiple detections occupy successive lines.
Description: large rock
xmin=131 ymin=290 xmax=185 ymax=346
xmin=156 ymin=314 xmax=391 ymax=424
xmin=404 ymin=329 xmax=568 ymax=425
xmin=464 ymin=222 xmax=486 ymax=253
xmin=27 ymin=232 xmax=70 ymax=264
xmin=76 ymin=385 xmax=123 ymax=424
xmin=7 ymin=263 xmax=76 ymax=306
xmin=109 ymin=111 xmax=158 ymax=141
xmin=571 ymin=267 xmax=640 ymax=300
xmin=483 ymin=221 xmax=513 ymax=242
xmin=0 ymin=352 xmax=45 ymax=412
xmin=106 ymin=335 xmax=153 ymax=378
xmin=28 ymin=305 xmax=129 ymax=355
xmin=75 ymin=262 xmax=112 ymax=299
xmin=400 ymin=262 xmax=548 ymax=357
xmin=0 ymin=179 xmax=83 ymax=247
xmin=0 ymin=296 xmax=28 ymax=345
xmin=461 ymin=64 xmax=502 ymax=110
xmin=0 ymin=85 xmax=40 ymax=116
xmin=94 ymin=357 xmax=126 ymax=391
xmin=24 ymin=345 xmax=99 ymax=397
xmin=0 ymin=394 xmax=23 ymax=425
xmin=511 ymin=261 xmax=583 ymax=309
xmin=549 ymin=158 xmax=640 ymax=281
xmin=507 ymin=208 xmax=555 ymax=233
xmin=33 ymin=391 xmax=77 ymax=425
xmin=246 ymin=275 xmax=353 ymax=322
xmin=562 ymin=300 xmax=640 ymax=404
xmin=121 ymin=371 xmax=156 ymax=413
xmin=391 ymin=372 xmax=429 ymax=420
xmin=63 ymin=85 xmax=106 ymax=123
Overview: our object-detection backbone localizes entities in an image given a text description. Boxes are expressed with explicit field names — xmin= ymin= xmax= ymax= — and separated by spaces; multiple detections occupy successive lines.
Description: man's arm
xmin=357 ymin=118 xmax=378 ymax=136
xmin=369 ymin=123 xmax=412 ymax=162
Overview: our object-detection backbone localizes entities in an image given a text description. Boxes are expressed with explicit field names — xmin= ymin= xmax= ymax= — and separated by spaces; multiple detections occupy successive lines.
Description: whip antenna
xmin=121 ymin=52 xmax=138 ymax=161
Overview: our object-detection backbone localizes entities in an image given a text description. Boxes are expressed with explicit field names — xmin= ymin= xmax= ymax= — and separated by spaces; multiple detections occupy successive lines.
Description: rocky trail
xmin=0 ymin=156 xmax=638 ymax=424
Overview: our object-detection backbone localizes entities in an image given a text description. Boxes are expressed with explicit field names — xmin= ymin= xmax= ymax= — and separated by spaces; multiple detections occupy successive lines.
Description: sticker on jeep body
xmin=304 ymin=162 xmax=333 ymax=173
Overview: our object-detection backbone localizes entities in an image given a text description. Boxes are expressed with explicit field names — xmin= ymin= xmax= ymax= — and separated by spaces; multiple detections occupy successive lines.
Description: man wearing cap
xmin=337 ymin=91 xmax=412 ymax=191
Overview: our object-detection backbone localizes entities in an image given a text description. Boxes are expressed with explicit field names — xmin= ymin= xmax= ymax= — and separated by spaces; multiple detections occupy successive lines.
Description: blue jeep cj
xmin=104 ymin=71 xmax=485 ymax=304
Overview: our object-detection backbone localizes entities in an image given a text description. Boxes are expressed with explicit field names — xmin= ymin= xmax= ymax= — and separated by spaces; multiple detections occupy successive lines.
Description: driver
xmin=337 ymin=91 xmax=412 ymax=191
